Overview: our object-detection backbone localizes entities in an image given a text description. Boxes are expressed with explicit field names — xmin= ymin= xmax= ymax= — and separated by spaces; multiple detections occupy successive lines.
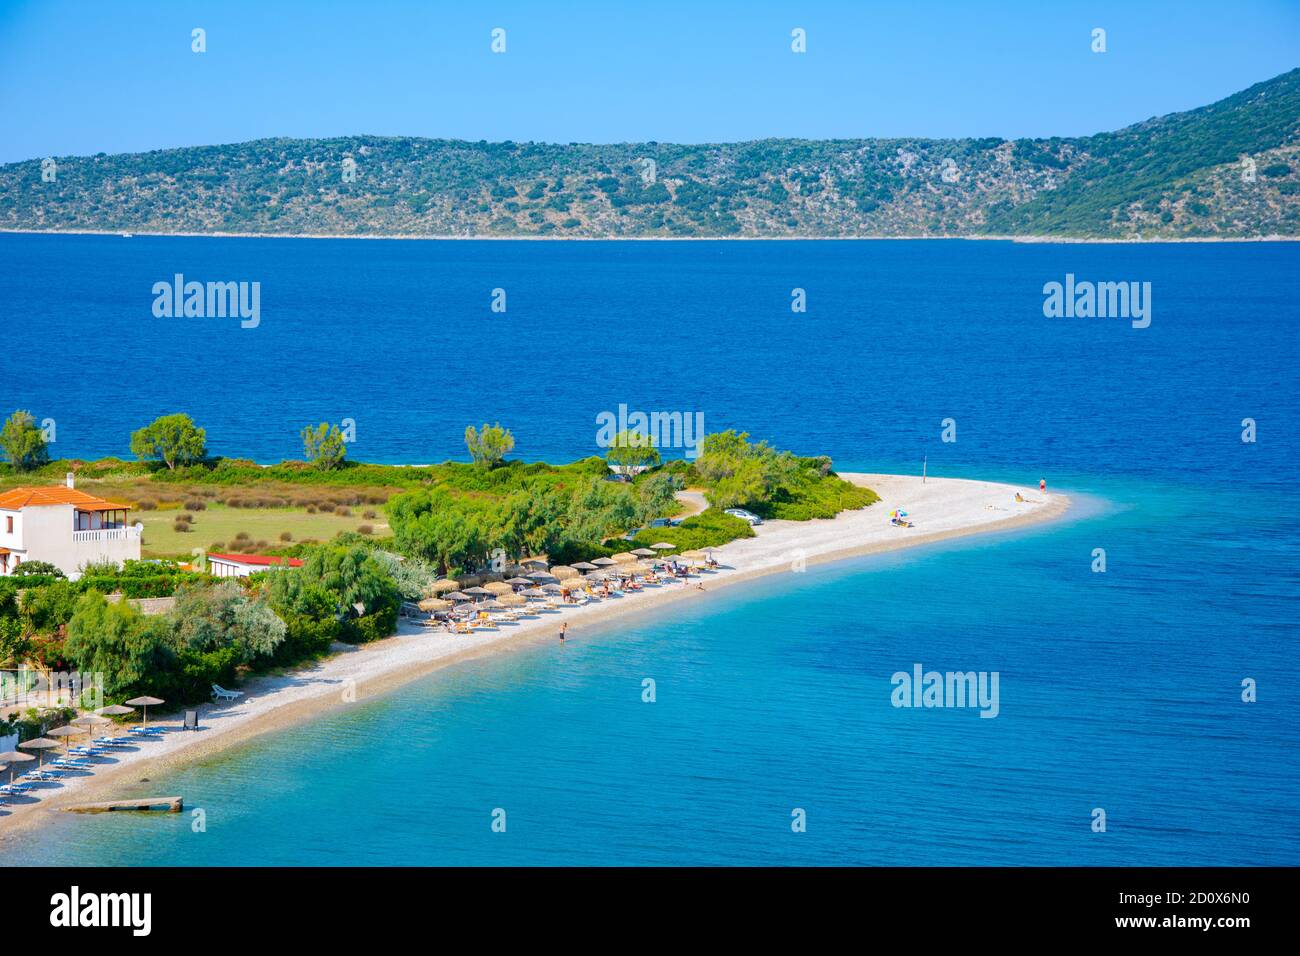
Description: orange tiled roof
xmin=0 ymin=486 xmax=130 ymax=510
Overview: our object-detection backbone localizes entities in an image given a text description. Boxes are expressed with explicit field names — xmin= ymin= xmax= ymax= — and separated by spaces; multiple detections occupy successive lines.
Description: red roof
xmin=0 ymin=486 xmax=130 ymax=510
xmin=207 ymin=553 xmax=303 ymax=568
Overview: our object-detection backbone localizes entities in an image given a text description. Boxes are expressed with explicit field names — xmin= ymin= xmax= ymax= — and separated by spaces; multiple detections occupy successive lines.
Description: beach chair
xmin=211 ymin=683 xmax=243 ymax=701
xmin=184 ymin=710 xmax=200 ymax=731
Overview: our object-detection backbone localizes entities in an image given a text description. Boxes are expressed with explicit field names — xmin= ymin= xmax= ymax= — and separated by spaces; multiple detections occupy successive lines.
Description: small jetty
xmin=64 ymin=796 xmax=183 ymax=814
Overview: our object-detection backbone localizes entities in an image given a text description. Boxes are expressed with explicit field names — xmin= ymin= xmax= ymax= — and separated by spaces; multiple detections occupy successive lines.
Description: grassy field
xmin=139 ymin=505 xmax=390 ymax=559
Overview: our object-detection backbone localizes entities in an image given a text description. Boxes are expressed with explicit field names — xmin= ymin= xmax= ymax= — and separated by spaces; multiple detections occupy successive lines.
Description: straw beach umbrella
xmin=97 ymin=704 xmax=135 ymax=717
xmin=429 ymin=579 xmax=462 ymax=595
xmin=484 ymin=581 xmax=515 ymax=595
xmin=611 ymin=552 xmax=639 ymax=564
xmin=591 ymin=557 xmax=617 ymax=567
xmin=443 ymin=591 xmax=472 ymax=602
xmin=571 ymin=562 xmax=598 ymax=571
xmin=47 ymin=724 xmax=85 ymax=754
xmin=551 ymin=567 xmax=582 ymax=581
xmin=125 ymin=695 xmax=165 ymax=727
xmin=0 ymin=750 xmax=34 ymax=783
xmin=650 ymin=542 xmax=676 ymax=550
xmin=18 ymin=737 xmax=59 ymax=768
xmin=74 ymin=713 xmax=114 ymax=743
xmin=418 ymin=597 xmax=451 ymax=613
xmin=631 ymin=548 xmax=657 ymax=557
xmin=505 ymin=577 xmax=534 ymax=586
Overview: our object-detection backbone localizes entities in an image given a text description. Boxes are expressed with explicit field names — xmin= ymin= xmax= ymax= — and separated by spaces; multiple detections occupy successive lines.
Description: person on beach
xmin=560 ymin=622 xmax=567 ymax=642
xmin=1040 ymin=478 xmax=1047 ymax=494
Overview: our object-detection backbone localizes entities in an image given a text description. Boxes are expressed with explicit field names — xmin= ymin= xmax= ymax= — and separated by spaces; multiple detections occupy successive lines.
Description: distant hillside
xmin=2 ymin=69 xmax=1298 ymax=239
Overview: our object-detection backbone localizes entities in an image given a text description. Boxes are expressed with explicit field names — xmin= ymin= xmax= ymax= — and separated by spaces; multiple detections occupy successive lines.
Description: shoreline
xmin=2 ymin=228 xmax=1295 ymax=244
xmin=0 ymin=473 xmax=1072 ymax=849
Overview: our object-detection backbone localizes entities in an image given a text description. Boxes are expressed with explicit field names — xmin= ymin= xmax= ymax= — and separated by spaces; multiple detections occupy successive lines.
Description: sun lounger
xmin=22 ymin=769 xmax=63 ymax=780
xmin=128 ymin=726 xmax=163 ymax=736
xmin=211 ymin=683 xmax=243 ymax=701
xmin=0 ymin=783 xmax=33 ymax=794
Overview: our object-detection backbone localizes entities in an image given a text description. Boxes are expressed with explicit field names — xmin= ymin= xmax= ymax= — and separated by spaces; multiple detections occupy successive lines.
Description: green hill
xmin=2 ymin=69 xmax=1297 ymax=239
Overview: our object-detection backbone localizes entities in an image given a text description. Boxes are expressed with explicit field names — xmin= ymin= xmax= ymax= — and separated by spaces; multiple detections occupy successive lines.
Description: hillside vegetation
xmin=2 ymin=69 xmax=1297 ymax=239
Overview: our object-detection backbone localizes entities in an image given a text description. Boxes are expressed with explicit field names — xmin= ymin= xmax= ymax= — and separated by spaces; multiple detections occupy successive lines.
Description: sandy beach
xmin=0 ymin=473 xmax=1070 ymax=843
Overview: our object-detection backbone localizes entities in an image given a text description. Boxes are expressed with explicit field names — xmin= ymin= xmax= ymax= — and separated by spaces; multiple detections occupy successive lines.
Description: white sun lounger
xmin=212 ymin=683 xmax=244 ymax=701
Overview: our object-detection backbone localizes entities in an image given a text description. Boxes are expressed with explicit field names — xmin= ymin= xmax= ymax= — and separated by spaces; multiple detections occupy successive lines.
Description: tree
xmin=130 ymin=413 xmax=207 ymax=470
xmin=169 ymin=580 xmax=285 ymax=663
xmin=64 ymin=591 xmax=175 ymax=696
xmin=272 ymin=545 xmax=399 ymax=620
xmin=464 ymin=423 xmax=514 ymax=468
xmin=301 ymin=422 xmax=347 ymax=470
xmin=0 ymin=409 xmax=49 ymax=472
xmin=605 ymin=429 xmax=661 ymax=476
xmin=695 ymin=430 xmax=802 ymax=510
xmin=388 ymin=489 xmax=490 ymax=575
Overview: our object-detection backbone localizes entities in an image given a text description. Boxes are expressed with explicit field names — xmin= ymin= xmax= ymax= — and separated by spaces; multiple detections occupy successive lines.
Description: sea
xmin=1 ymin=234 xmax=1296 ymax=864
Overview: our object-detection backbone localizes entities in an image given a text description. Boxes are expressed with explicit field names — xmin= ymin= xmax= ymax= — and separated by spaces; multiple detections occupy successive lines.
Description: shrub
xmin=318 ymin=502 xmax=336 ymax=513
xmin=173 ymin=521 xmax=192 ymax=532
xmin=279 ymin=531 xmax=293 ymax=542
xmin=306 ymin=505 xmax=318 ymax=514
xmin=210 ymin=541 xmax=226 ymax=552
xmin=174 ymin=512 xmax=193 ymax=523
xmin=234 ymin=531 xmax=251 ymax=541
xmin=183 ymin=499 xmax=206 ymax=511
xmin=135 ymin=498 xmax=158 ymax=511
xmin=336 ymin=506 xmax=351 ymax=517
xmin=362 ymin=509 xmax=377 ymax=519
xmin=357 ymin=524 xmax=374 ymax=535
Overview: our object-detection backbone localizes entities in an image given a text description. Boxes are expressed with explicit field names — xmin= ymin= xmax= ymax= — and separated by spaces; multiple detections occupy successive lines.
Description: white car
xmin=724 ymin=508 xmax=763 ymax=526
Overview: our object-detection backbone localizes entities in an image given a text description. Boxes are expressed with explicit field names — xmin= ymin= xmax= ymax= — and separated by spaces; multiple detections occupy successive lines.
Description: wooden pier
xmin=64 ymin=796 xmax=183 ymax=814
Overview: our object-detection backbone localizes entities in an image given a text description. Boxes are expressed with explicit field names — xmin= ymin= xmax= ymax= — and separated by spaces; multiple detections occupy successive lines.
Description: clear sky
xmin=1 ymin=0 xmax=1297 ymax=163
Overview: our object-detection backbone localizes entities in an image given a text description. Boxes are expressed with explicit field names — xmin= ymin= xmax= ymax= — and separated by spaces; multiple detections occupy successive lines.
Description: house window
xmin=4 ymin=516 xmax=11 ymax=534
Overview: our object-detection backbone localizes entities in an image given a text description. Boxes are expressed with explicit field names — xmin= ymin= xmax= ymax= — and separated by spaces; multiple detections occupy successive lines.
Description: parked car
xmin=724 ymin=508 xmax=763 ymax=526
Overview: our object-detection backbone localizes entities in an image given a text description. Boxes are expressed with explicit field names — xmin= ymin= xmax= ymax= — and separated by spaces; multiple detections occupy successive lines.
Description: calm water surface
xmin=0 ymin=237 xmax=1295 ymax=864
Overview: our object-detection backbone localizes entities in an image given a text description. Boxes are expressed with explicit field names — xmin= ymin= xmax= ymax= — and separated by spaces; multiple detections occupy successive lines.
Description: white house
xmin=207 ymin=552 xmax=303 ymax=578
xmin=0 ymin=474 xmax=142 ymax=579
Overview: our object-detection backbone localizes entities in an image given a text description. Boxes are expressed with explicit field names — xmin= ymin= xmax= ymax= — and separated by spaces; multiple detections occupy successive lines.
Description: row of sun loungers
xmin=0 ymin=726 xmax=173 ymax=808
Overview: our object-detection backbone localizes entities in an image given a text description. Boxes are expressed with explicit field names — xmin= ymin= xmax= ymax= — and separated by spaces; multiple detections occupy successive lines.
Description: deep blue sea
xmin=1 ymin=235 xmax=1296 ymax=865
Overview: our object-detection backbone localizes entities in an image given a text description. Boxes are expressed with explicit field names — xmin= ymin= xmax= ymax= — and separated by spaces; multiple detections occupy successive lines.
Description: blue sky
xmin=1 ymin=0 xmax=1297 ymax=162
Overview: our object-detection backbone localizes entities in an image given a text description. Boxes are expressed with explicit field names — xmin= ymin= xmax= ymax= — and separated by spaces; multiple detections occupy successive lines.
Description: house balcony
xmin=72 ymin=526 xmax=142 ymax=543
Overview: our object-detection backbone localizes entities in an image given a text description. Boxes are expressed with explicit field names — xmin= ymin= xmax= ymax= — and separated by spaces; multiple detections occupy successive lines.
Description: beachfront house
xmin=0 ymin=474 xmax=142 ymax=579
xmin=207 ymin=552 xmax=303 ymax=578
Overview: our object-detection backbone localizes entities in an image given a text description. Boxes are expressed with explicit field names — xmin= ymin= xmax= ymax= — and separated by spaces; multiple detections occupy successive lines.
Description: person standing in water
xmin=1040 ymin=478 xmax=1047 ymax=494
xmin=559 ymin=622 xmax=567 ymax=642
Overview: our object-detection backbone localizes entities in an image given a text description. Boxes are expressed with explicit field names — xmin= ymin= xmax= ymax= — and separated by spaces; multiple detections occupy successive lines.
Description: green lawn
xmin=139 ymin=505 xmax=389 ymax=559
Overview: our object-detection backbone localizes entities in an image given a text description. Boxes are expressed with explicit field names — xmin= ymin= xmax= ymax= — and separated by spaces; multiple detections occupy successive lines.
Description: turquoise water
xmin=3 ymin=476 xmax=1296 ymax=865
xmin=0 ymin=237 xmax=1296 ymax=864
